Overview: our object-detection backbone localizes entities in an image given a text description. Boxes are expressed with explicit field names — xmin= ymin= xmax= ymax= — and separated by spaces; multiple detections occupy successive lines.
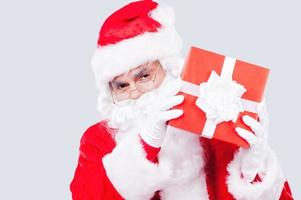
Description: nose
xmin=127 ymin=83 xmax=142 ymax=99
xmin=129 ymin=89 xmax=143 ymax=99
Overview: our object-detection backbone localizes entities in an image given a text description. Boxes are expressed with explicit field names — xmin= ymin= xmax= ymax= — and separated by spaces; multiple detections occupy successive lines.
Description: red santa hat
xmin=91 ymin=0 xmax=183 ymax=90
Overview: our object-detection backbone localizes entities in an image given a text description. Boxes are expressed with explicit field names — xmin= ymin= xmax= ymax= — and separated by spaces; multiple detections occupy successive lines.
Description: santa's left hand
xmin=235 ymin=99 xmax=269 ymax=183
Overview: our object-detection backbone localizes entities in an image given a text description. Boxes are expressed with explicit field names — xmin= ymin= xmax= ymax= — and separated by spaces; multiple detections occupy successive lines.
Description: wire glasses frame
xmin=109 ymin=62 xmax=162 ymax=104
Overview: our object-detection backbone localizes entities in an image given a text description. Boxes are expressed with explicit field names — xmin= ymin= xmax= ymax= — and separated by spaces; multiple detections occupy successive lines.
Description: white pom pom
xmin=150 ymin=4 xmax=175 ymax=27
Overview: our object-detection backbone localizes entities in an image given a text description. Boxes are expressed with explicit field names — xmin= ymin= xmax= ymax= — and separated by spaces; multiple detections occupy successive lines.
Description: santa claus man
xmin=70 ymin=0 xmax=294 ymax=199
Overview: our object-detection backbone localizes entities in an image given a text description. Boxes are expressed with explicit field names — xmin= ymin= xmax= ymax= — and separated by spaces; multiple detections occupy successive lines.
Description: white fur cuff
xmin=102 ymin=132 xmax=172 ymax=200
xmin=226 ymin=146 xmax=286 ymax=200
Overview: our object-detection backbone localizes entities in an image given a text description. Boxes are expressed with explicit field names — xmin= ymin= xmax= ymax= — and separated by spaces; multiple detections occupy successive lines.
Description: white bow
xmin=195 ymin=70 xmax=247 ymax=138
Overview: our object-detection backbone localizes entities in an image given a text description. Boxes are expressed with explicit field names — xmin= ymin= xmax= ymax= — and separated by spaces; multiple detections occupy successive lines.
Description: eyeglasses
xmin=109 ymin=61 xmax=162 ymax=104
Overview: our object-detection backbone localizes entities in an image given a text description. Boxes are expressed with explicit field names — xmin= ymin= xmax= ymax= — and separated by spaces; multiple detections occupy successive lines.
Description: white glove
xmin=136 ymin=79 xmax=184 ymax=148
xmin=235 ymin=99 xmax=269 ymax=182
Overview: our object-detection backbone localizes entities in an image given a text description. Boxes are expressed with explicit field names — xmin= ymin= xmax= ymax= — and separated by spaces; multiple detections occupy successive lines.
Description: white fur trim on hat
xmin=91 ymin=4 xmax=183 ymax=89
xmin=226 ymin=146 xmax=286 ymax=200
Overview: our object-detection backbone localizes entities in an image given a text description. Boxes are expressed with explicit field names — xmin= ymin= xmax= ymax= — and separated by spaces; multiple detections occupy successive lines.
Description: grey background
xmin=0 ymin=0 xmax=300 ymax=199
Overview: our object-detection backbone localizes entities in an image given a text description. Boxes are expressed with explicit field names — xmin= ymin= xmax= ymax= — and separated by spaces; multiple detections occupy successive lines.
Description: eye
xmin=140 ymin=73 xmax=150 ymax=79
xmin=116 ymin=83 xmax=129 ymax=90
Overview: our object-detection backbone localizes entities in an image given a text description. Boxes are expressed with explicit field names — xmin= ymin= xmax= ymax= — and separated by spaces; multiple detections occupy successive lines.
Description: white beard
xmin=99 ymin=72 xmax=182 ymax=143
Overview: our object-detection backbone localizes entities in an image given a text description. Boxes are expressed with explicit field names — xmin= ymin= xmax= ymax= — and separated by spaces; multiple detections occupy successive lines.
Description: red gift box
xmin=168 ymin=46 xmax=270 ymax=148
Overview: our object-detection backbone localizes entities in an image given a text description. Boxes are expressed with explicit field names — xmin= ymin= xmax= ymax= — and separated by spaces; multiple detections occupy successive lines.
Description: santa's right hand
xmin=138 ymin=94 xmax=184 ymax=147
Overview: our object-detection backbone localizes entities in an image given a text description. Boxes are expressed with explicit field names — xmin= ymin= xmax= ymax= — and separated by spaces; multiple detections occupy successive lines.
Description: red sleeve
xmin=70 ymin=122 xmax=124 ymax=200
xmin=140 ymin=136 xmax=161 ymax=163
xmin=279 ymin=181 xmax=294 ymax=200
xmin=250 ymin=175 xmax=294 ymax=199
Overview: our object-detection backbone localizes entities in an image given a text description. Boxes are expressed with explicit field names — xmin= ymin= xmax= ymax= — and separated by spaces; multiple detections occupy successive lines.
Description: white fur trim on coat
xmin=159 ymin=126 xmax=209 ymax=200
xmin=160 ymin=170 xmax=209 ymax=200
xmin=102 ymin=131 xmax=173 ymax=200
xmin=91 ymin=4 xmax=183 ymax=89
xmin=226 ymin=146 xmax=286 ymax=200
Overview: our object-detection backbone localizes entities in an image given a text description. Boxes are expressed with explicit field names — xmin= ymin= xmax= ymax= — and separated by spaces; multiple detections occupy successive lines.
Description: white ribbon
xmin=180 ymin=57 xmax=260 ymax=139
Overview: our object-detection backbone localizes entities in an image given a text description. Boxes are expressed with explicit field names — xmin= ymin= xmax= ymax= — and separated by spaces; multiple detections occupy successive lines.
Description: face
xmin=109 ymin=60 xmax=166 ymax=102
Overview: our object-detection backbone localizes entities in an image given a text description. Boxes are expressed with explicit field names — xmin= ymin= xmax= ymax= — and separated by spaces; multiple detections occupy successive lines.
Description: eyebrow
xmin=111 ymin=66 xmax=149 ymax=86
xmin=111 ymin=80 xmax=128 ymax=87
xmin=134 ymin=67 xmax=148 ymax=78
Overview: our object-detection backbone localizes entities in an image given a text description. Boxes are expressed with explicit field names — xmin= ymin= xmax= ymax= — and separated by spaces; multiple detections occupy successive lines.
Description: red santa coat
xmin=70 ymin=120 xmax=294 ymax=200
